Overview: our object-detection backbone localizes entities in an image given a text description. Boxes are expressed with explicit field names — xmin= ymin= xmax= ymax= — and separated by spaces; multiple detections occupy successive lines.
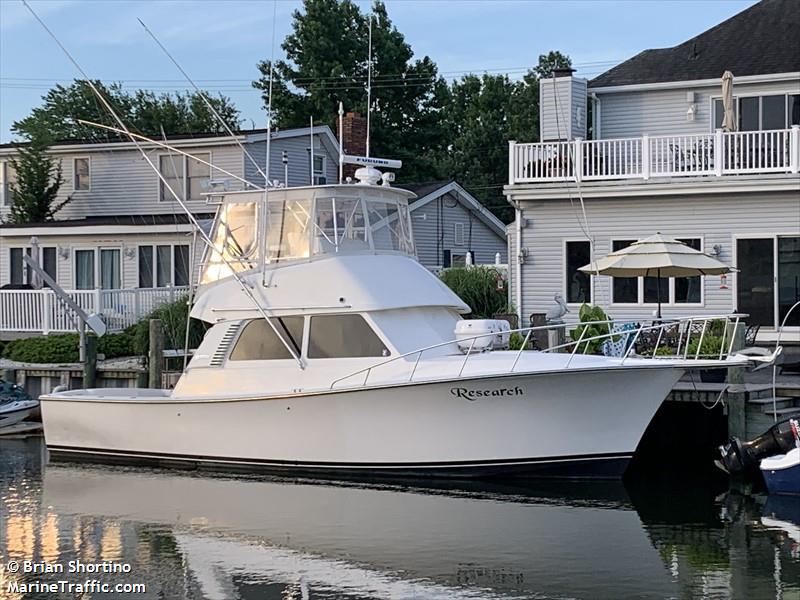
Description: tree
xmin=434 ymin=52 xmax=572 ymax=222
xmin=6 ymin=129 xmax=70 ymax=224
xmin=12 ymin=80 xmax=241 ymax=140
xmin=253 ymin=0 xmax=445 ymax=181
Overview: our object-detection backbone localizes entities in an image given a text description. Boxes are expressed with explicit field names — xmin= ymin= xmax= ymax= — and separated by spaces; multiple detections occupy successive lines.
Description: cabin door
xmin=736 ymin=235 xmax=800 ymax=333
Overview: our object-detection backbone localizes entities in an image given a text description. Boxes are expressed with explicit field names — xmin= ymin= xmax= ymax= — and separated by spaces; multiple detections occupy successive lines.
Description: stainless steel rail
xmin=329 ymin=314 xmax=750 ymax=390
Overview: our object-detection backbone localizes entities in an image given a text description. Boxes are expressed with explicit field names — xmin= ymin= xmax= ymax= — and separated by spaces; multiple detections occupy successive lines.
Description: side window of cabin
xmin=308 ymin=315 xmax=388 ymax=358
xmin=229 ymin=317 xmax=304 ymax=361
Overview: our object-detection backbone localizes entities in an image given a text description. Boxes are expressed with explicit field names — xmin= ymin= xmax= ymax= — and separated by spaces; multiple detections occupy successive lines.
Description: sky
xmin=0 ymin=0 xmax=758 ymax=143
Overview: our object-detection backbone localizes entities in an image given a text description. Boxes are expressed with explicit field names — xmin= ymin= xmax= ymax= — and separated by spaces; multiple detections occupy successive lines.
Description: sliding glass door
xmin=737 ymin=235 xmax=800 ymax=329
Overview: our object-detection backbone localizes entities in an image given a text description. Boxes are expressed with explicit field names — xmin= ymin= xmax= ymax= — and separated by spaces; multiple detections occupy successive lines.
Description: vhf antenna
xmin=366 ymin=13 xmax=373 ymax=158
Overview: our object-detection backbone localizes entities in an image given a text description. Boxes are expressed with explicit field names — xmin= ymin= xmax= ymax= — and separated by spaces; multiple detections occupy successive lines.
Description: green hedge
xmin=1 ymin=330 xmax=136 ymax=363
xmin=1 ymin=295 xmax=208 ymax=364
xmin=439 ymin=266 xmax=508 ymax=319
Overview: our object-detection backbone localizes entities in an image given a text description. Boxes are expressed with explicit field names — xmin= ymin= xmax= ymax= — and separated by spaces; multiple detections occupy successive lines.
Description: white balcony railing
xmin=0 ymin=286 xmax=189 ymax=334
xmin=508 ymin=126 xmax=800 ymax=184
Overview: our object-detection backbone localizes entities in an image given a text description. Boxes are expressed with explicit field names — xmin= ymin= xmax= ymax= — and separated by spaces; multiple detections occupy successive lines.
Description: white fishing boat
xmin=38 ymin=167 xmax=781 ymax=478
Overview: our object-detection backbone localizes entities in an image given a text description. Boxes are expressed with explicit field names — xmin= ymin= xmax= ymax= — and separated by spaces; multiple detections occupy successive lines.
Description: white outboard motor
xmin=455 ymin=319 xmax=511 ymax=353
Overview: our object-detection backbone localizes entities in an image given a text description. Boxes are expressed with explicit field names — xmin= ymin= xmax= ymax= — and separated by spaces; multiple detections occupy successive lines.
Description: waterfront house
xmin=505 ymin=0 xmax=800 ymax=341
xmin=0 ymin=125 xmax=341 ymax=335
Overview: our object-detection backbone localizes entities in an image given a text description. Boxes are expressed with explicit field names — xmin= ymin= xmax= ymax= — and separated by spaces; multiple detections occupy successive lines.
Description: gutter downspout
xmin=515 ymin=201 xmax=523 ymax=327
xmin=589 ymin=92 xmax=600 ymax=140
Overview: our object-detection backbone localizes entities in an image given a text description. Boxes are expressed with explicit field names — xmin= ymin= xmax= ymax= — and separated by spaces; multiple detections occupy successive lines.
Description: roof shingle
xmin=590 ymin=0 xmax=800 ymax=88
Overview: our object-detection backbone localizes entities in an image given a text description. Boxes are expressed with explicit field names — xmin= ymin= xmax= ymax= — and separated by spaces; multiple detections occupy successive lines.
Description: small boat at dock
xmin=0 ymin=380 xmax=39 ymax=430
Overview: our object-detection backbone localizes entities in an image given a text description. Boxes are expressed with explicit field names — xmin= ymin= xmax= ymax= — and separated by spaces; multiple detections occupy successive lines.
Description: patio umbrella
xmin=721 ymin=71 xmax=736 ymax=132
xmin=578 ymin=233 xmax=735 ymax=319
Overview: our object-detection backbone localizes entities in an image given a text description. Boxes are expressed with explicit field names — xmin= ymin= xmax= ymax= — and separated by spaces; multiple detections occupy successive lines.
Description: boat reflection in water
xmin=1 ymin=437 xmax=800 ymax=599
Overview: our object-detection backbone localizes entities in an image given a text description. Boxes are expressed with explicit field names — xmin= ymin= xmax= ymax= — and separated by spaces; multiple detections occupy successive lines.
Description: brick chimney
xmin=340 ymin=112 xmax=367 ymax=179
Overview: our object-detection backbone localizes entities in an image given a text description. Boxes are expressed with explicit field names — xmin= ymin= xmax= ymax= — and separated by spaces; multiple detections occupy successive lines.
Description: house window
xmin=713 ymin=94 xmax=798 ymax=131
xmin=73 ymin=157 xmax=91 ymax=191
xmin=138 ymin=244 xmax=191 ymax=288
xmin=159 ymin=153 xmax=210 ymax=201
xmin=308 ymin=314 xmax=388 ymax=358
xmin=9 ymin=246 xmax=57 ymax=286
xmin=610 ymin=238 xmax=702 ymax=305
xmin=1 ymin=161 xmax=17 ymax=206
xmin=313 ymin=155 xmax=327 ymax=185
xmin=454 ymin=222 xmax=465 ymax=246
xmin=611 ymin=240 xmax=638 ymax=303
xmin=229 ymin=317 xmax=304 ymax=361
xmin=74 ymin=248 xmax=121 ymax=290
xmin=565 ymin=241 xmax=591 ymax=304
xmin=75 ymin=249 xmax=95 ymax=289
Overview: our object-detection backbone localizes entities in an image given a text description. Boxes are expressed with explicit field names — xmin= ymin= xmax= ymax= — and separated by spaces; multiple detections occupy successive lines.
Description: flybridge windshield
xmin=201 ymin=187 xmax=415 ymax=284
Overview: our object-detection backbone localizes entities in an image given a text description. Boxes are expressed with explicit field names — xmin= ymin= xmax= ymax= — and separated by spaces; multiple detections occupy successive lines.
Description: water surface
xmin=1 ymin=437 xmax=798 ymax=599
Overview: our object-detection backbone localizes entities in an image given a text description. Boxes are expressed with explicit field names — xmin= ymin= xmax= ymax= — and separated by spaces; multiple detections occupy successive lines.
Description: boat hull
xmin=0 ymin=402 xmax=38 ymax=429
xmin=761 ymin=448 xmax=800 ymax=495
xmin=41 ymin=367 xmax=683 ymax=479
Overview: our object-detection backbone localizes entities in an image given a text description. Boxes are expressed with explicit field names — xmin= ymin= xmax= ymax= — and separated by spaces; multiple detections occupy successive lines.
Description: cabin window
xmin=229 ymin=317 xmax=304 ymax=361
xmin=308 ymin=314 xmax=388 ymax=358
xmin=565 ymin=241 xmax=591 ymax=304
xmin=73 ymin=157 xmax=90 ymax=191
xmin=159 ymin=153 xmax=210 ymax=201
xmin=138 ymin=244 xmax=191 ymax=288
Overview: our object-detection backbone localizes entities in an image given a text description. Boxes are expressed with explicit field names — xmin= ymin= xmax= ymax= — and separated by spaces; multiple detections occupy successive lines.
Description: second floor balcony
xmin=508 ymin=126 xmax=800 ymax=185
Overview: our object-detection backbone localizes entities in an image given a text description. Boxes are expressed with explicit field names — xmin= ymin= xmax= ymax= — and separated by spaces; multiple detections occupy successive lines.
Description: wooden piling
xmin=547 ymin=327 xmax=566 ymax=352
xmin=83 ymin=335 xmax=97 ymax=388
xmin=726 ymin=322 xmax=747 ymax=439
xmin=148 ymin=319 xmax=164 ymax=389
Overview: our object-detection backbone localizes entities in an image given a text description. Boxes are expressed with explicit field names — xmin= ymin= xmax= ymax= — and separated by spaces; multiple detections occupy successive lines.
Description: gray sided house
xmin=506 ymin=0 xmax=800 ymax=342
xmin=398 ymin=181 xmax=508 ymax=271
xmin=0 ymin=126 xmax=340 ymax=335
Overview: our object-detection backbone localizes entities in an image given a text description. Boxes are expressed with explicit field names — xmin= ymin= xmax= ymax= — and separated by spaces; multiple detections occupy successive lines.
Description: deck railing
xmin=0 ymin=286 xmax=188 ymax=334
xmin=329 ymin=314 xmax=771 ymax=390
xmin=509 ymin=126 xmax=800 ymax=184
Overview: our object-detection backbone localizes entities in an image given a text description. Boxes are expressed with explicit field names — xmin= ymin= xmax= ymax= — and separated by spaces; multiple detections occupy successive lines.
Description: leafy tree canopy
xmin=6 ymin=127 xmax=70 ymax=224
xmin=12 ymin=80 xmax=241 ymax=140
xmin=254 ymin=0 xmax=446 ymax=181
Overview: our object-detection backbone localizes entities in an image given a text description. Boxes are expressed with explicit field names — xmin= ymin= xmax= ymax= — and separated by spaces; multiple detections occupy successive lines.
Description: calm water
xmin=1 ymin=437 xmax=799 ymax=600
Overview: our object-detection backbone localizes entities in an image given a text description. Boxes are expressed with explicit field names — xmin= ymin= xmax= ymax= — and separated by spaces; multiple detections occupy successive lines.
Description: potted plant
xmin=686 ymin=334 xmax=726 ymax=383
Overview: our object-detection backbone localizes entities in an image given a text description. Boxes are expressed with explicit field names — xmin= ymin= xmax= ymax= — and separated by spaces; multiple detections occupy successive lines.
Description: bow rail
xmin=330 ymin=314 xmax=755 ymax=390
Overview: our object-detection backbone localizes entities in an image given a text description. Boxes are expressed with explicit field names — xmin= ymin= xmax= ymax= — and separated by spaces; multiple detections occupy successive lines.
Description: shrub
xmin=130 ymin=295 xmax=208 ymax=356
xmin=569 ymin=304 xmax=610 ymax=355
xmin=439 ymin=266 xmax=507 ymax=319
xmin=1 ymin=330 xmax=135 ymax=363
xmin=686 ymin=334 xmax=724 ymax=358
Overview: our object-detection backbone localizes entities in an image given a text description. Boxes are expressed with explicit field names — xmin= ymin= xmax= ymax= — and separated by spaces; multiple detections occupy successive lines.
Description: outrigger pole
xmin=21 ymin=0 xmax=305 ymax=369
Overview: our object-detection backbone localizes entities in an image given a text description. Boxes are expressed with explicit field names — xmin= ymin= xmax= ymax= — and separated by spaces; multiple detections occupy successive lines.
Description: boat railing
xmin=329 ymin=314 xmax=750 ymax=389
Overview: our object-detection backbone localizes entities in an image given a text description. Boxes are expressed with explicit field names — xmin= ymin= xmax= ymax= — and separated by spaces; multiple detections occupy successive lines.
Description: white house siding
xmin=514 ymin=191 xmax=800 ymax=327
xmin=410 ymin=191 xmax=508 ymax=269
xmin=0 ymin=230 xmax=202 ymax=290
xmin=243 ymin=135 xmax=339 ymax=188
xmin=0 ymin=142 xmax=244 ymax=221
xmin=596 ymin=78 xmax=800 ymax=139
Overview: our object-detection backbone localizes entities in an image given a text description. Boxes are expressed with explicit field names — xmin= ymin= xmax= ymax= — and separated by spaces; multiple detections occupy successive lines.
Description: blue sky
xmin=0 ymin=0 xmax=756 ymax=143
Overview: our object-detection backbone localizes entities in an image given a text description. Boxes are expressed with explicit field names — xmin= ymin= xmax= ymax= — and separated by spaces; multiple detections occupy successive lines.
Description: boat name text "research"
xmin=450 ymin=387 xmax=524 ymax=400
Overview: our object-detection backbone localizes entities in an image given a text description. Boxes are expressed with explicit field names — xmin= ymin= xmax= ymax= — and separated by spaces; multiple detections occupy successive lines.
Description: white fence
xmin=0 ymin=287 xmax=189 ymax=334
xmin=509 ymin=126 xmax=800 ymax=184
